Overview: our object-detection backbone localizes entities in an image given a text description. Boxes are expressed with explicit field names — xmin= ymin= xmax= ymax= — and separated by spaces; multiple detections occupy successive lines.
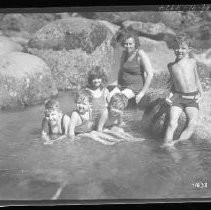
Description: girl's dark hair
xmin=87 ymin=66 xmax=108 ymax=87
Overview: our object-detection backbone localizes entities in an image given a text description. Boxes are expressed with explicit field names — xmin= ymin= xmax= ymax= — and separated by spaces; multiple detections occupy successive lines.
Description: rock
xmin=0 ymin=13 xmax=59 ymax=34
xmin=122 ymin=20 xmax=175 ymax=35
xmin=160 ymin=11 xmax=183 ymax=30
xmin=94 ymin=12 xmax=164 ymax=25
xmin=137 ymin=37 xmax=175 ymax=90
xmin=0 ymin=52 xmax=58 ymax=110
xmin=192 ymin=48 xmax=211 ymax=67
xmin=0 ymin=36 xmax=23 ymax=56
xmin=97 ymin=20 xmax=120 ymax=35
xmin=27 ymin=17 xmax=115 ymax=90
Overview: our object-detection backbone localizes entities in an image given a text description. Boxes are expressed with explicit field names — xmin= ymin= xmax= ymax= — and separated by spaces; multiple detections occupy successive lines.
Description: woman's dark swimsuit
xmin=170 ymin=90 xmax=199 ymax=109
xmin=118 ymin=50 xmax=145 ymax=94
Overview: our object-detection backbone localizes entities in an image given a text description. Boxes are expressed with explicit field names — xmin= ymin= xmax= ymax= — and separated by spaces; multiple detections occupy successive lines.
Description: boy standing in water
xmin=163 ymin=35 xmax=203 ymax=147
xmin=41 ymin=99 xmax=71 ymax=143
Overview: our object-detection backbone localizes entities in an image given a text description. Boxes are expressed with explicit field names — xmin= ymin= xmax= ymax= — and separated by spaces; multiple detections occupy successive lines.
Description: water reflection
xmin=0 ymin=92 xmax=210 ymax=200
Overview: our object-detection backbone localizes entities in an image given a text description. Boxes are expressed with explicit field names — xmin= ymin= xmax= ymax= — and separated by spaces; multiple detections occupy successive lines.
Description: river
xmin=0 ymin=91 xmax=210 ymax=201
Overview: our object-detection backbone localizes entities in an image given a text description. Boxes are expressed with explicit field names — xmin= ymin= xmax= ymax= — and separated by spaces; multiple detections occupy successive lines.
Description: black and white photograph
xmin=0 ymin=4 xmax=210 ymax=204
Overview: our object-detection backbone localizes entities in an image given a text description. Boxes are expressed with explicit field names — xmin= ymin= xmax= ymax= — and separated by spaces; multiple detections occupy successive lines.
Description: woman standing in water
xmin=118 ymin=32 xmax=153 ymax=104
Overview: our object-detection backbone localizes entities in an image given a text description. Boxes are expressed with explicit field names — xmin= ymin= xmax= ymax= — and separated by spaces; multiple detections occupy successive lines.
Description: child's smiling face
xmin=92 ymin=77 xmax=102 ymax=88
xmin=45 ymin=109 xmax=61 ymax=126
xmin=76 ymin=98 xmax=90 ymax=114
xmin=174 ymin=42 xmax=190 ymax=60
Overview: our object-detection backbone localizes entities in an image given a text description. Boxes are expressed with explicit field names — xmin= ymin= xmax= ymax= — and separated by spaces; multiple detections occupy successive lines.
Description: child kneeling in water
xmin=69 ymin=89 xmax=93 ymax=138
xmin=41 ymin=99 xmax=71 ymax=143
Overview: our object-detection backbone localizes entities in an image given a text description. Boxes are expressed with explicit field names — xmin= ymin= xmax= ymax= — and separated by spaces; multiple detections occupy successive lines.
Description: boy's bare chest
xmin=171 ymin=60 xmax=195 ymax=79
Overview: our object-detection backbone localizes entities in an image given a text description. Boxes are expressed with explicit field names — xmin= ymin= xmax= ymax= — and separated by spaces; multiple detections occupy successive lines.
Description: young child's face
xmin=92 ymin=77 xmax=102 ymax=88
xmin=76 ymin=98 xmax=90 ymax=114
xmin=45 ymin=109 xmax=61 ymax=125
xmin=174 ymin=42 xmax=190 ymax=60
xmin=124 ymin=37 xmax=136 ymax=53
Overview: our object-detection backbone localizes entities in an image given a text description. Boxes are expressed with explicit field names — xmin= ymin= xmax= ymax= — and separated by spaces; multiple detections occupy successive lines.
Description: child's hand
xmin=44 ymin=140 xmax=53 ymax=145
xmin=135 ymin=92 xmax=144 ymax=104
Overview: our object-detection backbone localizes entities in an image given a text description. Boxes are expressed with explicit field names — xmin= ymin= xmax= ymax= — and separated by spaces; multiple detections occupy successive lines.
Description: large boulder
xmin=93 ymin=11 xmax=181 ymax=26
xmin=0 ymin=36 xmax=23 ymax=56
xmin=122 ymin=20 xmax=175 ymax=35
xmin=27 ymin=17 xmax=115 ymax=90
xmin=0 ymin=52 xmax=58 ymax=110
xmin=97 ymin=20 xmax=120 ymax=35
xmin=0 ymin=13 xmax=59 ymax=34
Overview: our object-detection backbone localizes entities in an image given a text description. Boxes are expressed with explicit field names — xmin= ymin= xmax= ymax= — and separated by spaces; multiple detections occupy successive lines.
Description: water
xmin=0 ymin=91 xmax=210 ymax=201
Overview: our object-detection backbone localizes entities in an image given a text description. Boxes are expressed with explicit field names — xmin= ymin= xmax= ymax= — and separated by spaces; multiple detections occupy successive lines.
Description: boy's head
xmin=87 ymin=66 xmax=108 ymax=89
xmin=109 ymin=93 xmax=128 ymax=116
xmin=75 ymin=89 xmax=92 ymax=114
xmin=172 ymin=34 xmax=192 ymax=60
xmin=44 ymin=99 xmax=62 ymax=125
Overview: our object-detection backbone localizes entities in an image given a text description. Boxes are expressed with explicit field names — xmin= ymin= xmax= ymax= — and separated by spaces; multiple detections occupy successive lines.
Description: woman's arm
xmin=194 ymin=63 xmax=203 ymax=102
xmin=138 ymin=50 xmax=153 ymax=94
xmin=135 ymin=50 xmax=153 ymax=103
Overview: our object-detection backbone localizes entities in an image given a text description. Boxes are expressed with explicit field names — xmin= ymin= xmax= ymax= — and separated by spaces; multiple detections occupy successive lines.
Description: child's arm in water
xmin=41 ymin=118 xmax=50 ymax=141
xmin=68 ymin=111 xmax=82 ymax=139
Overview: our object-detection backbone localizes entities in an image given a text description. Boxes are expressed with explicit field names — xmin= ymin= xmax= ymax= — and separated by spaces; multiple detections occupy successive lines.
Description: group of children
xmin=41 ymin=66 xmax=128 ymax=143
xmin=41 ymin=33 xmax=204 ymax=147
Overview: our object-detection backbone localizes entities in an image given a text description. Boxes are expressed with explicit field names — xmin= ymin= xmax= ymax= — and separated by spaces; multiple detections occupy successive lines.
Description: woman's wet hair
xmin=120 ymin=30 xmax=140 ymax=49
xmin=87 ymin=66 xmax=108 ymax=87
xmin=44 ymin=99 xmax=60 ymax=111
xmin=109 ymin=93 xmax=128 ymax=111
xmin=75 ymin=89 xmax=93 ymax=104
